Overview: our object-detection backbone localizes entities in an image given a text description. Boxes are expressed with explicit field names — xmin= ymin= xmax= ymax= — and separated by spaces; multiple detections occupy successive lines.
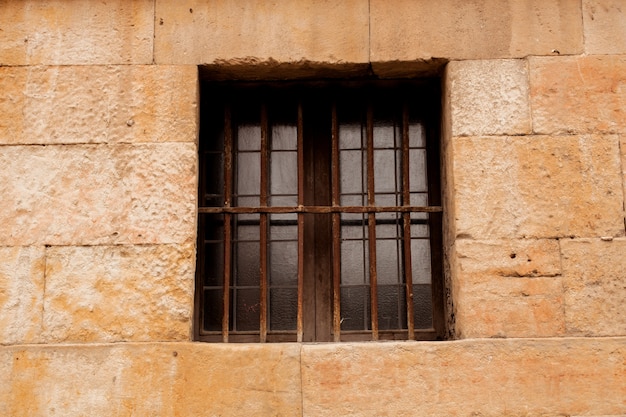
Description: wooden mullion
xmin=331 ymin=102 xmax=341 ymax=341
xmin=366 ymin=103 xmax=378 ymax=340
xmin=297 ymin=101 xmax=305 ymax=342
xmin=401 ymin=102 xmax=415 ymax=339
xmin=222 ymin=105 xmax=233 ymax=343
xmin=259 ymin=104 xmax=269 ymax=342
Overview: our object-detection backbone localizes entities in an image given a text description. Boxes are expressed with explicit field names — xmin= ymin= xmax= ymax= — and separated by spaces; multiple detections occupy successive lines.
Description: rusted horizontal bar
xmin=198 ymin=205 xmax=442 ymax=214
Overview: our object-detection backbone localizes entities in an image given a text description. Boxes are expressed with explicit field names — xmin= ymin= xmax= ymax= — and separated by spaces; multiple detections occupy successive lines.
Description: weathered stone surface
xmin=0 ymin=65 xmax=198 ymax=145
xmin=371 ymin=0 xmax=583 ymax=62
xmin=0 ymin=246 xmax=45 ymax=344
xmin=301 ymin=338 xmax=626 ymax=416
xmin=0 ymin=143 xmax=197 ymax=246
xmin=0 ymin=342 xmax=303 ymax=416
xmin=42 ymin=244 xmax=194 ymax=343
xmin=0 ymin=0 xmax=153 ymax=65
xmin=561 ymin=238 xmax=626 ymax=336
xmin=452 ymin=135 xmax=624 ymax=239
xmin=583 ymin=0 xmax=626 ymax=55
xmin=451 ymin=239 xmax=564 ymax=338
xmin=446 ymin=60 xmax=531 ymax=136
xmin=154 ymin=0 xmax=369 ymax=66
xmin=530 ymin=56 xmax=626 ymax=134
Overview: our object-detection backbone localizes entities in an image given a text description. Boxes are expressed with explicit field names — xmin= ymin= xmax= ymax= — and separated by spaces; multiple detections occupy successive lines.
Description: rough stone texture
xmin=561 ymin=239 xmax=626 ymax=337
xmin=154 ymin=0 xmax=369 ymax=67
xmin=583 ymin=0 xmax=626 ymax=55
xmin=42 ymin=244 xmax=194 ymax=343
xmin=446 ymin=59 xmax=531 ymax=136
xmin=0 ymin=0 xmax=153 ymax=65
xmin=0 ymin=342 xmax=303 ymax=416
xmin=0 ymin=246 xmax=45 ymax=344
xmin=452 ymin=135 xmax=624 ymax=240
xmin=530 ymin=56 xmax=626 ymax=135
xmin=371 ymin=0 xmax=583 ymax=62
xmin=452 ymin=239 xmax=564 ymax=338
xmin=0 ymin=143 xmax=197 ymax=246
xmin=301 ymin=338 xmax=626 ymax=417
xmin=0 ymin=65 xmax=198 ymax=145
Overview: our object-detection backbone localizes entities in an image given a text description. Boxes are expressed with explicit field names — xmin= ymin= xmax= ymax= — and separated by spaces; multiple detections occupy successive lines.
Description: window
xmin=195 ymin=80 xmax=444 ymax=342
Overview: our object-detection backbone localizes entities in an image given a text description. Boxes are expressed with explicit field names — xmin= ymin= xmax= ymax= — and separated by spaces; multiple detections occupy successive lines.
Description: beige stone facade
xmin=0 ymin=0 xmax=624 ymax=416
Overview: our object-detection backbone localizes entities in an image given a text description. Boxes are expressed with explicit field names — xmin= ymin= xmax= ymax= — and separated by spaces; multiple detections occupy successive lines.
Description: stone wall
xmin=0 ymin=0 xmax=624 ymax=416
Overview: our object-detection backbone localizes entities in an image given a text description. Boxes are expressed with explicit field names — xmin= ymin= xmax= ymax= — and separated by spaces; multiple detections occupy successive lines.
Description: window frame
xmin=195 ymin=79 xmax=445 ymax=342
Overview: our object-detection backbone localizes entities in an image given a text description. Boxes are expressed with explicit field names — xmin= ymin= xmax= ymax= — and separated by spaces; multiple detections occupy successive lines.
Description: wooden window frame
xmin=195 ymin=80 xmax=445 ymax=343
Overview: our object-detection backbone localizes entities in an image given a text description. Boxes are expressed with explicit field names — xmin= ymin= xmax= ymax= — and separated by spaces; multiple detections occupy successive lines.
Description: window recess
xmin=195 ymin=80 xmax=444 ymax=342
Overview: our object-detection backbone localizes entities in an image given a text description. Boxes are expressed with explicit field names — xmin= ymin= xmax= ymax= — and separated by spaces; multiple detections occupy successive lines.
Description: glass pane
xmin=410 ymin=223 xmax=430 ymax=239
xmin=411 ymin=239 xmax=432 ymax=285
xmin=341 ymin=240 xmax=367 ymax=285
xmin=413 ymin=284 xmax=433 ymax=329
xmin=237 ymin=153 xmax=260 ymax=196
xmin=270 ymin=241 xmax=297 ymax=286
xmin=203 ymin=242 xmax=224 ymax=286
xmin=270 ymin=151 xmax=297 ymax=196
xmin=340 ymin=150 xmax=364 ymax=194
xmin=203 ymin=152 xmax=224 ymax=200
xmin=203 ymin=289 xmax=223 ymax=332
xmin=409 ymin=123 xmax=425 ymax=148
xmin=373 ymin=124 xmax=396 ymax=149
xmin=270 ymin=195 xmax=297 ymax=210
xmin=235 ymin=241 xmax=260 ymax=286
xmin=376 ymin=238 xmax=400 ymax=285
xmin=270 ymin=288 xmax=297 ymax=331
xmin=340 ymin=286 xmax=369 ymax=331
xmin=234 ymin=288 xmax=260 ymax=331
xmin=374 ymin=149 xmax=399 ymax=193
xmin=270 ymin=223 xmax=297 ymax=240
xmin=410 ymin=149 xmax=427 ymax=192
xmin=237 ymin=125 xmax=260 ymax=151
xmin=378 ymin=285 xmax=406 ymax=330
xmin=339 ymin=124 xmax=362 ymax=149
xmin=376 ymin=221 xmax=400 ymax=239
xmin=341 ymin=222 xmax=366 ymax=240
xmin=271 ymin=124 xmax=296 ymax=150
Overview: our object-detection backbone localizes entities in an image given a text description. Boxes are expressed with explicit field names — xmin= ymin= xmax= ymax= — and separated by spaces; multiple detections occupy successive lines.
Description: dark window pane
xmin=413 ymin=284 xmax=433 ymax=329
xmin=378 ymin=285 xmax=406 ymax=330
xmin=234 ymin=288 xmax=260 ymax=331
xmin=340 ymin=286 xmax=370 ymax=331
xmin=270 ymin=288 xmax=297 ymax=331
xmin=203 ymin=289 xmax=223 ymax=332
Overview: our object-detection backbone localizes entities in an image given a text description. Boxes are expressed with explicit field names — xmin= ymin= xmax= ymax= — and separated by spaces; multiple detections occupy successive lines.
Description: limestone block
xmin=301 ymin=338 xmax=626 ymax=416
xmin=0 ymin=143 xmax=197 ymax=246
xmin=452 ymin=135 xmax=624 ymax=239
xmin=0 ymin=65 xmax=198 ymax=145
xmin=42 ymin=244 xmax=194 ymax=343
xmin=530 ymin=56 xmax=626 ymax=135
xmin=0 ymin=0 xmax=153 ymax=65
xmin=154 ymin=0 xmax=369 ymax=67
xmin=451 ymin=239 xmax=564 ymax=338
xmin=446 ymin=60 xmax=531 ymax=136
xmin=0 ymin=342 xmax=302 ymax=416
xmin=561 ymin=238 xmax=626 ymax=336
xmin=0 ymin=246 xmax=45 ymax=344
xmin=371 ymin=0 xmax=583 ymax=63
xmin=583 ymin=0 xmax=626 ymax=54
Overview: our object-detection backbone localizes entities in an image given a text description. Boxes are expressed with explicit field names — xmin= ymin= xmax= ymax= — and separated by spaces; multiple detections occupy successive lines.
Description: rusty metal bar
xmin=401 ymin=103 xmax=415 ymax=339
xmin=199 ymin=205 xmax=442 ymax=214
xmin=366 ymin=104 xmax=378 ymax=340
xmin=222 ymin=105 xmax=233 ymax=343
xmin=296 ymin=101 xmax=304 ymax=342
xmin=259 ymin=104 xmax=269 ymax=343
xmin=331 ymin=102 xmax=341 ymax=341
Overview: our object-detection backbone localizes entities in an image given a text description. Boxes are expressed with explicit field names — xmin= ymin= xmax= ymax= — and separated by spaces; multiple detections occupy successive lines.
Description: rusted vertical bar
xmin=401 ymin=103 xmax=415 ymax=339
xmin=331 ymin=102 xmax=341 ymax=341
xmin=366 ymin=104 xmax=379 ymax=340
xmin=259 ymin=104 xmax=269 ymax=343
xmin=296 ymin=101 xmax=305 ymax=342
xmin=222 ymin=105 xmax=233 ymax=343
